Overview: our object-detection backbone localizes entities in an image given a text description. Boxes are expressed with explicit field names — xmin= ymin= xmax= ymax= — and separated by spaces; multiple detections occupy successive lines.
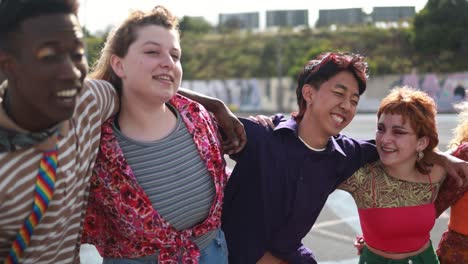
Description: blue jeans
xmin=102 ymin=229 xmax=228 ymax=264
xmin=199 ymin=229 xmax=229 ymax=264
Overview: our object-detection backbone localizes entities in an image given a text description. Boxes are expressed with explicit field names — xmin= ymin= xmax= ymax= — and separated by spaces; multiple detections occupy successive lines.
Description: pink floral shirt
xmin=81 ymin=94 xmax=228 ymax=264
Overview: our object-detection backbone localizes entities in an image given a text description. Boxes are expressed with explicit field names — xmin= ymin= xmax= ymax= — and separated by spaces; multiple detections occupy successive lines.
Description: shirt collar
xmin=273 ymin=117 xmax=347 ymax=157
xmin=0 ymin=80 xmax=68 ymax=152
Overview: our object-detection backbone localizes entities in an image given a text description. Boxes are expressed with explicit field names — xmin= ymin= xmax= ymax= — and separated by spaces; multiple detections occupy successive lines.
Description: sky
xmin=78 ymin=0 xmax=429 ymax=33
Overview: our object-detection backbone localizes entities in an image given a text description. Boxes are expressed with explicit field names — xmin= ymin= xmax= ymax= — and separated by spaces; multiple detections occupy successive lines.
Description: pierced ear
xmin=302 ymin=84 xmax=316 ymax=105
xmin=110 ymin=54 xmax=125 ymax=78
xmin=417 ymin=136 xmax=429 ymax=152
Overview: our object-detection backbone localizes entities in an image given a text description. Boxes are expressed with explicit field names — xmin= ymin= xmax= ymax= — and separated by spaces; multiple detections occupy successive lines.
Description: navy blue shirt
xmin=221 ymin=117 xmax=378 ymax=264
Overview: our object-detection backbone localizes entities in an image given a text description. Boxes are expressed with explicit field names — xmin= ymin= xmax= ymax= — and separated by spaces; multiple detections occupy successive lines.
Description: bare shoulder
xmin=430 ymin=164 xmax=447 ymax=183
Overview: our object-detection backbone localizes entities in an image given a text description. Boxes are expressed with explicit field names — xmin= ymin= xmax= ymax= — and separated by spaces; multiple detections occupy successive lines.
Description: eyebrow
xmin=142 ymin=41 xmax=161 ymax=46
xmin=392 ymin=125 xmax=410 ymax=130
xmin=141 ymin=41 xmax=181 ymax=52
xmin=377 ymin=122 xmax=410 ymax=131
xmin=39 ymin=39 xmax=84 ymax=48
xmin=336 ymin=84 xmax=360 ymax=98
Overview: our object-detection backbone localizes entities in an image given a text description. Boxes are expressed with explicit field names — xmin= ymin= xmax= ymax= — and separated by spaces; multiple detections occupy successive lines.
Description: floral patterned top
xmin=81 ymin=94 xmax=228 ymax=264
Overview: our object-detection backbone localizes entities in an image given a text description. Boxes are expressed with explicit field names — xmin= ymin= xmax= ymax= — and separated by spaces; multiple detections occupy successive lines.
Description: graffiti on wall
xmin=182 ymin=72 xmax=468 ymax=113
xmin=181 ymin=78 xmax=296 ymax=112
xmin=397 ymin=72 xmax=467 ymax=112
xmin=182 ymin=79 xmax=261 ymax=111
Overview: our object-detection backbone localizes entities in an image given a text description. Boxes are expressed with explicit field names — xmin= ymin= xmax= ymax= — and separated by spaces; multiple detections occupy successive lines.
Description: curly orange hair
xmin=378 ymin=86 xmax=439 ymax=174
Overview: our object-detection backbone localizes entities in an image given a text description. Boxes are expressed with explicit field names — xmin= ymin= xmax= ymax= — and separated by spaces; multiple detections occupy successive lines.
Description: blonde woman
xmin=435 ymin=102 xmax=468 ymax=264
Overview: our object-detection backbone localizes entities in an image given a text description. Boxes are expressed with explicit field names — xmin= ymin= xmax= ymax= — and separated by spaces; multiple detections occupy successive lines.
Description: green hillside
xmin=85 ymin=0 xmax=468 ymax=79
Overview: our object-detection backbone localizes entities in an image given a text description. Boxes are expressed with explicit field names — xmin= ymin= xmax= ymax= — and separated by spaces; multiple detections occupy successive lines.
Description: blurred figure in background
xmin=435 ymin=101 xmax=468 ymax=264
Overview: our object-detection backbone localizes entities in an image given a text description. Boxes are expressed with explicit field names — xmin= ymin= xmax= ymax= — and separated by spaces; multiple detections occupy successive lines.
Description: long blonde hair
xmin=449 ymin=101 xmax=468 ymax=149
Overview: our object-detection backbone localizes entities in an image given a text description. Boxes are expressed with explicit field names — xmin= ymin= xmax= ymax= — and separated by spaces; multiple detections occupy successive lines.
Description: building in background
xmin=316 ymin=8 xmax=365 ymax=27
xmin=218 ymin=12 xmax=259 ymax=30
xmin=266 ymin=9 xmax=309 ymax=28
xmin=372 ymin=6 xmax=415 ymax=22
xmin=315 ymin=6 xmax=415 ymax=27
xmin=215 ymin=6 xmax=415 ymax=30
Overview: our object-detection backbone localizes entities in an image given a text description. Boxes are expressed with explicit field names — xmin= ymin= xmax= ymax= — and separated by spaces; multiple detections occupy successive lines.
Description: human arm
xmin=86 ymin=79 xmax=119 ymax=121
xmin=249 ymin=115 xmax=468 ymax=186
xmin=248 ymin=114 xmax=276 ymax=129
xmin=257 ymin=252 xmax=284 ymax=264
xmin=257 ymin=248 xmax=316 ymax=264
xmin=248 ymin=113 xmax=286 ymax=129
xmin=434 ymin=175 xmax=466 ymax=217
xmin=178 ymin=88 xmax=246 ymax=155
xmin=267 ymin=244 xmax=316 ymax=264
xmin=337 ymin=170 xmax=360 ymax=193
xmin=249 ymin=116 xmax=376 ymax=194
xmin=426 ymin=149 xmax=468 ymax=187
xmin=435 ymin=143 xmax=468 ymax=216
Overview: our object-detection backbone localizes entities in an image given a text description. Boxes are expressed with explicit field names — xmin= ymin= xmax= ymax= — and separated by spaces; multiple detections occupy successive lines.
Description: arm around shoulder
xmin=268 ymin=245 xmax=317 ymax=264
xmin=426 ymin=149 xmax=468 ymax=187
xmin=434 ymin=143 xmax=468 ymax=216
xmin=178 ymin=87 xmax=246 ymax=154
xmin=85 ymin=79 xmax=119 ymax=122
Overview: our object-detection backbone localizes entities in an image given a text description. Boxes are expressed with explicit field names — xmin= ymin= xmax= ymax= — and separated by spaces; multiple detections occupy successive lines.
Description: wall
xmin=183 ymin=72 xmax=468 ymax=113
xmin=397 ymin=72 xmax=467 ymax=112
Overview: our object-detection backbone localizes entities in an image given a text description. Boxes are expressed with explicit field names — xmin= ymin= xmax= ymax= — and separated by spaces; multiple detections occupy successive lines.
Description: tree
xmin=413 ymin=0 xmax=468 ymax=53
xmin=85 ymin=35 xmax=105 ymax=68
xmin=179 ymin=16 xmax=213 ymax=35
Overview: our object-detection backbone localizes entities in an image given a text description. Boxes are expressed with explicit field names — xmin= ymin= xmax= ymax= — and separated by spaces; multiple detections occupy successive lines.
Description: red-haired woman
xmin=339 ymin=87 xmax=446 ymax=264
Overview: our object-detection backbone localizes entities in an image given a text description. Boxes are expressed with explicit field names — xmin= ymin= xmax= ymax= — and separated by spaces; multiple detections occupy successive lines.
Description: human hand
xmin=353 ymin=235 xmax=364 ymax=256
xmin=176 ymin=88 xmax=247 ymax=154
xmin=248 ymin=114 xmax=276 ymax=129
xmin=442 ymin=152 xmax=468 ymax=187
xmin=212 ymin=105 xmax=247 ymax=155
xmin=453 ymin=142 xmax=468 ymax=161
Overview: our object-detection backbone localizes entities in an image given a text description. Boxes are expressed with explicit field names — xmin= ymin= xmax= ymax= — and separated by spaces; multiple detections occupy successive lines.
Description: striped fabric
xmin=113 ymin=104 xmax=217 ymax=254
xmin=0 ymin=79 xmax=117 ymax=263
xmin=82 ymin=94 xmax=228 ymax=262
xmin=5 ymin=148 xmax=57 ymax=264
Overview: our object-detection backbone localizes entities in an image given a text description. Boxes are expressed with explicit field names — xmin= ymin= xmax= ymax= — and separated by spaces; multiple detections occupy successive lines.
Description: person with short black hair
xmin=211 ymin=53 xmax=468 ymax=264
xmin=0 ymin=0 xmax=118 ymax=262
xmin=0 ymin=1 xmax=245 ymax=263
xmin=221 ymin=52 xmax=378 ymax=264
